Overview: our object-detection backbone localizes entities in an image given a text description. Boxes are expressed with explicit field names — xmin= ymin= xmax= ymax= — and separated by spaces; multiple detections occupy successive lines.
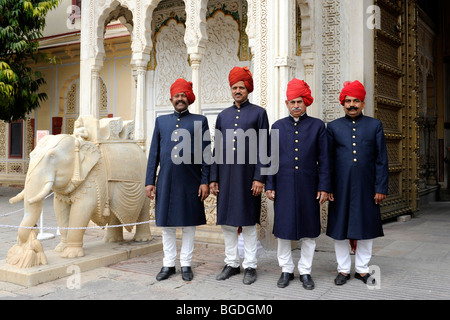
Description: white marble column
xmin=133 ymin=58 xmax=149 ymax=149
xmin=189 ymin=52 xmax=203 ymax=115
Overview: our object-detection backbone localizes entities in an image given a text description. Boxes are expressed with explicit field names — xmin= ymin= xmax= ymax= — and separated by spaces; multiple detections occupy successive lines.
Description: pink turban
xmin=339 ymin=80 xmax=366 ymax=106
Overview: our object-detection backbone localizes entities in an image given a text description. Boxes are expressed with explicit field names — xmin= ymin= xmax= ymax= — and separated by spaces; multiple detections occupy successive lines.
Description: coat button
xmin=295 ymin=166 xmax=299 ymax=170
xmin=354 ymin=158 xmax=358 ymax=162
xmin=295 ymin=148 xmax=299 ymax=152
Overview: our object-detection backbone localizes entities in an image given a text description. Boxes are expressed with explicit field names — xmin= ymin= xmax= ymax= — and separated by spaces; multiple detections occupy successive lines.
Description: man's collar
xmin=174 ymin=109 xmax=190 ymax=117
xmin=344 ymin=113 xmax=364 ymax=121
xmin=289 ymin=112 xmax=307 ymax=122
xmin=233 ymin=99 xmax=250 ymax=109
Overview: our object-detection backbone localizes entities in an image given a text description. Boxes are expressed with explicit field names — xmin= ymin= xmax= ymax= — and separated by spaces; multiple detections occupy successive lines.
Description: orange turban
xmin=170 ymin=78 xmax=196 ymax=105
xmin=339 ymin=80 xmax=366 ymax=105
xmin=228 ymin=66 xmax=254 ymax=93
xmin=286 ymin=78 xmax=314 ymax=106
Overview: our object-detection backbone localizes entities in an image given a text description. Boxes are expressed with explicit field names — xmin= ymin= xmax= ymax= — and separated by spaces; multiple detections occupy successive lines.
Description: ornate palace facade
xmin=1 ymin=0 xmax=448 ymax=248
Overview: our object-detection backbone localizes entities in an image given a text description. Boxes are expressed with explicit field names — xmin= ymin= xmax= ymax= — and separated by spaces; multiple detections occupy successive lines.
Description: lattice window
xmin=66 ymin=83 xmax=78 ymax=114
xmin=100 ymin=78 xmax=109 ymax=118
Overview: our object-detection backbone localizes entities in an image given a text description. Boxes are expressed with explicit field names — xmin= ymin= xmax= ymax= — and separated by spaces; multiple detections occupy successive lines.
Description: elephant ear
xmin=73 ymin=139 xmax=101 ymax=182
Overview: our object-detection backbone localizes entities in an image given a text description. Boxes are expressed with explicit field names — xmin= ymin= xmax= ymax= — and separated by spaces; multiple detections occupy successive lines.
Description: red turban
xmin=170 ymin=78 xmax=196 ymax=105
xmin=286 ymin=78 xmax=314 ymax=106
xmin=339 ymin=80 xmax=366 ymax=105
xmin=228 ymin=66 xmax=254 ymax=93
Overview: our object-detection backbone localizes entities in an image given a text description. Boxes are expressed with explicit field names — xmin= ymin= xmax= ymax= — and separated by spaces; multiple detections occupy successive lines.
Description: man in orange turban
xmin=266 ymin=78 xmax=330 ymax=290
xmin=327 ymin=80 xmax=388 ymax=286
xmin=146 ymin=78 xmax=210 ymax=282
xmin=210 ymin=66 xmax=269 ymax=285
xmin=228 ymin=66 xmax=254 ymax=93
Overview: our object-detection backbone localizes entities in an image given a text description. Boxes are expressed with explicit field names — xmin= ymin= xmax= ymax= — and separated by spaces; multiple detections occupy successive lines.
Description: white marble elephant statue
xmin=8 ymin=130 xmax=151 ymax=266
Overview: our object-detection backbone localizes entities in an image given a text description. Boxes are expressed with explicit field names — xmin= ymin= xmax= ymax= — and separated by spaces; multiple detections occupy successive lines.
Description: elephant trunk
xmin=28 ymin=181 xmax=54 ymax=204
xmin=9 ymin=189 xmax=25 ymax=204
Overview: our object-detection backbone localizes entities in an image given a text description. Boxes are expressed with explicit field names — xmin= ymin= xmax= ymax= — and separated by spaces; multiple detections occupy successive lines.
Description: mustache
xmin=175 ymin=100 xmax=187 ymax=106
xmin=346 ymin=106 xmax=359 ymax=111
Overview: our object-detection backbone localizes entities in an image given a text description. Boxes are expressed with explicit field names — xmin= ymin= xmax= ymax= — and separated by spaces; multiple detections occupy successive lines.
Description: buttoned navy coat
xmin=210 ymin=100 xmax=270 ymax=227
xmin=266 ymin=114 xmax=331 ymax=240
xmin=326 ymin=114 xmax=389 ymax=240
xmin=145 ymin=110 xmax=210 ymax=227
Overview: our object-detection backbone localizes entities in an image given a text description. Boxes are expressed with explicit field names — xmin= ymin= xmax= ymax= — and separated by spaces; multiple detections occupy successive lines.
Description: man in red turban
xmin=170 ymin=78 xmax=196 ymax=110
xmin=327 ymin=80 xmax=388 ymax=286
xmin=146 ymin=78 xmax=210 ymax=282
xmin=210 ymin=66 xmax=269 ymax=285
xmin=286 ymin=78 xmax=314 ymax=106
xmin=266 ymin=78 xmax=330 ymax=290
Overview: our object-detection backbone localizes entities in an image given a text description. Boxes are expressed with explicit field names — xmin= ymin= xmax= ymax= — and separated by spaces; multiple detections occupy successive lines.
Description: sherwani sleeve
xmin=326 ymin=124 xmax=336 ymax=194
xmin=265 ymin=123 xmax=277 ymax=191
xmin=374 ymin=121 xmax=389 ymax=194
xmin=253 ymin=109 xmax=270 ymax=183
xmin=209 ymin=114 xmax=221 ymax=183
xmin=317 ymin=122 xmax=332 ymax=192
xmin=201 ymin=117 xmax=211 ymax=185
xmin=145 ymin=118 xmax=161 ymax=186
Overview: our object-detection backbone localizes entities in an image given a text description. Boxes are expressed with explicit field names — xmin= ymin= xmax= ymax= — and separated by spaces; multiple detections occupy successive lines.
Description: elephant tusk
xmin=9 ymin=189 xmax=25 ymax=204
xmin=28 ymin=181 xmax=54 ymax=204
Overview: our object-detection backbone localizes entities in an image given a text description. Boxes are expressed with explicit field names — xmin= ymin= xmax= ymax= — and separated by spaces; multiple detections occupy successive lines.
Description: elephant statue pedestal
xmin=6 ymin=116 xmax=155 ymax=270
xmin=0 ymin=239 xmax=162 ymax=287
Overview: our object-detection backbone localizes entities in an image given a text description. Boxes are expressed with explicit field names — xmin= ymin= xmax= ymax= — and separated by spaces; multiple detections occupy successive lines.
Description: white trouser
xmin=277 ymin=238 xmax=316 ymax=275
xmin=161 ymin=227 xmax=196 ymax=267
xmin=222 ymin=225 xmax=258 ymax=269
xmin=334 ymin=239 xmax=373 ymax=274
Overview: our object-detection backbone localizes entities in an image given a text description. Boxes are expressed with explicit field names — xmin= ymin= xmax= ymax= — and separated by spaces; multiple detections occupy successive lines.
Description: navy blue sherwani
xmin=146 ymin=110 xmax=210 ymax=227
xmin=326 ymin=114 xmax=389 ymax=240
xmin=266 ymin=114 xmax=331 ymax=240
xmin=210 ymin=100 xmax=270 ymax=226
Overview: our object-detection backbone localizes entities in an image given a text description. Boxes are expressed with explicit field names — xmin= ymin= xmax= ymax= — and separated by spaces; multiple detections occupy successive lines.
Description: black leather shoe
xmin=216 ymin=265 xmax=240 ymax=280
xmin=243 ymin=268 xmax=257 ymax=285
xmin=300 ymin=274 xmax=315 ymax=290
xmin=181 ymin=266 xmax=193 ymax=281
xmin=355 ymin=272 xmax=375 ymax=284
xmin=334 ymin=272 xmax=350 ymax=285
xmin=156 ymin=266 xmax=176 ymax=281
xmin=277 ymin=272 xmax=294 ymax=288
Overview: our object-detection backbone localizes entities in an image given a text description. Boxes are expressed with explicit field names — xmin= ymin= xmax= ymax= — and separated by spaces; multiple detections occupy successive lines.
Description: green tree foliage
xmin=0 ymin=0 xmax=60 ymax=122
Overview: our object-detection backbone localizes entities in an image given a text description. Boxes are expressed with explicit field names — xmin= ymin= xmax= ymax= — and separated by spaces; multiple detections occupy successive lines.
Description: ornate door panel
xmin=374 ymin=0 xmax=419 ymax=219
